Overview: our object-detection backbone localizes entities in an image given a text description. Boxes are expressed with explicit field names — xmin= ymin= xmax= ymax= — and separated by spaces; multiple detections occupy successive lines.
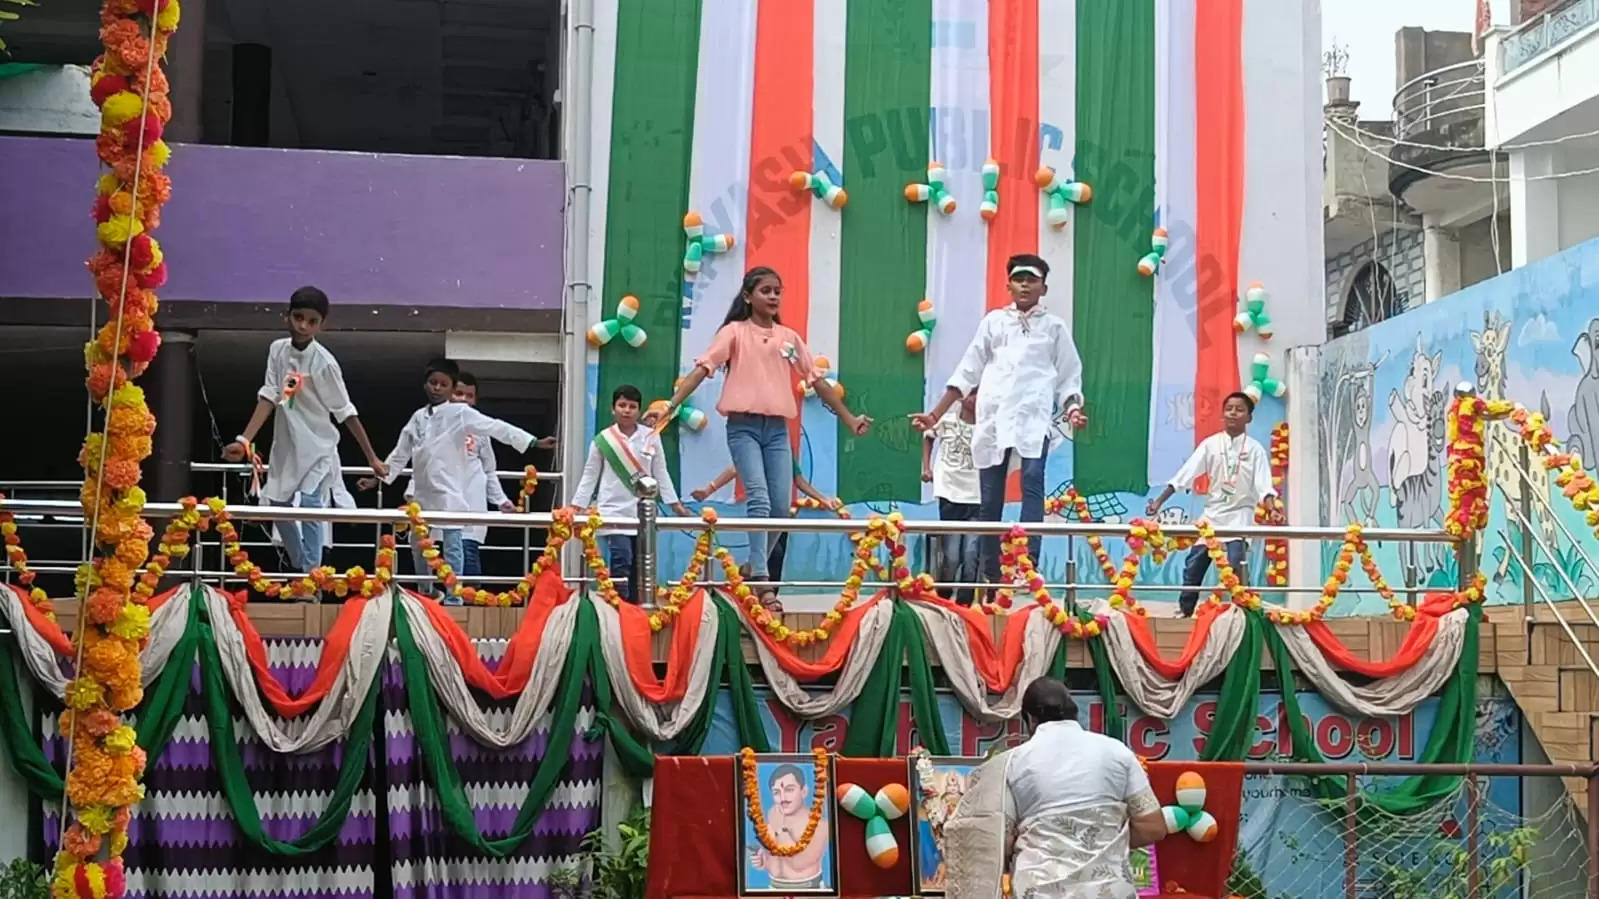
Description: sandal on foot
xmin=759 ymin=590 xmax=784 ymax=615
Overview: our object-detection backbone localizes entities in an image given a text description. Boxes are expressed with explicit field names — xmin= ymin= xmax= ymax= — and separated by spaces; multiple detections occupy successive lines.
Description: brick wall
xmin=1323 ymin=227 xmax=1425 ymax=327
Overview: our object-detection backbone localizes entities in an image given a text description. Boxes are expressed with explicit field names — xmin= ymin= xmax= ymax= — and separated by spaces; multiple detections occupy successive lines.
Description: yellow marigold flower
xmin=65 ymin=678 xmax=103 ymax=711
xmin=108 ymin=602 xmax=150 ymax=641
xmin=103 ymin=725 xmax=137 ymax=755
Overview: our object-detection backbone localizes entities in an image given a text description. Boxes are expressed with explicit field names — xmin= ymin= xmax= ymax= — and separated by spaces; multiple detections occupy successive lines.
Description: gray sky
xmin=1323 ymin=0 xmax=1472 ymax=115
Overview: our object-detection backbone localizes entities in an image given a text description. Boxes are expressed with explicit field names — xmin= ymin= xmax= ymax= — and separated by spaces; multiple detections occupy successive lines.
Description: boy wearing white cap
xmin=911 ymin=254 xmax=1086 ymax=588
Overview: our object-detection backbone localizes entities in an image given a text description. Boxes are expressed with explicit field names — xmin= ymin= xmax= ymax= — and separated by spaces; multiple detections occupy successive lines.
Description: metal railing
xmin=1502 ymin=0 xmax=1599 ymax=76
xmin=1392 ymin=58 xmax=1486 ymax=142
xmin=0 ymin=489 xmax=1472 ymax=612
xmin=1485 ymin=417 xmax=1599 ymax=682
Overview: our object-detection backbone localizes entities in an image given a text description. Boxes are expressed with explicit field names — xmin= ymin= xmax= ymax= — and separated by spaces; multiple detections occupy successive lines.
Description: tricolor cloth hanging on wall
xmin=587 ymin=0 xmax=1319 ymax=501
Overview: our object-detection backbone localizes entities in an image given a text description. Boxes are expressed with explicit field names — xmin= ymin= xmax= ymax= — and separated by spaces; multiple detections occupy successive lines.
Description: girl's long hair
xmin=717 ymin=266 xmax=782 ymax=330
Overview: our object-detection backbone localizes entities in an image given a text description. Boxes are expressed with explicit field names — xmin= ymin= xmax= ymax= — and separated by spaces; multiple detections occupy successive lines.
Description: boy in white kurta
xmin=568 ymin=385 xmax=688 ymax=602
xmin=223 ymin=287 xmax=387 ymax=574
xmin=453 ymin=372 xmax=515 ymax=577
xmin=1148 ymin=391 xmax=1277 ymax=617
xmin=912 ymin=254 xmax=1087 ymax=587
xmin=359 ymin=358 xmax=548 ymax=601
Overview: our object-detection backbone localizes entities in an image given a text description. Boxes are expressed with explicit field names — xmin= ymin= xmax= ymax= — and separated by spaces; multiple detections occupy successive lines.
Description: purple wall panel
xmin=0 ymin=136 xmax=564 ymax=310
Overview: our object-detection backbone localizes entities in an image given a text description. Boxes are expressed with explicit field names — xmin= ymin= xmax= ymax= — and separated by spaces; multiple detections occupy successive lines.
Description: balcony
xmin=1388 ymin=59 xmax=1500 ymax=224
xmin=1502 ymin=0 xmax=1599 ymax=75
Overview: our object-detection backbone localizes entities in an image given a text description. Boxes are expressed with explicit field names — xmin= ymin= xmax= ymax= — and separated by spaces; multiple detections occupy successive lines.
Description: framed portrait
xmin=1131 ymin=843 xmax=1160 ymax=895
xmin=907 ymin=755 xmax=985 ymax=896
xmin=734 ymin=753 xmax=840 ymax=896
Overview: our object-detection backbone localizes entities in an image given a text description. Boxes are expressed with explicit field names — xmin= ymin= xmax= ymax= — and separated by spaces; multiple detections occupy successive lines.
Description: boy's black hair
xmin=456 ymin=371 xmax=478 ymax=388
xmin=288 ymin=286 xmax=330 ymax=319
xmin=1006 ymin=253 xmax=1050 ymax=281
xmin=424 ymin=357 xmax=460 ymax=384
xmin=612 ymin=384 xmax=643 ymax=405
xmin=1224 ymin=391 xmax=1256 ymax=414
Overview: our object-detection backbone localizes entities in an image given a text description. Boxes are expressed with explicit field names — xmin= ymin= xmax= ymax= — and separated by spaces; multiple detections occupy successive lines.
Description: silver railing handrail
xmin=188 ymin=461 xmax=563 ymax=482
xmin=1496 ymin=529 xmax=1599 ymax=681
xmin=1391 ymin=58 xmax=1486 ymax=140
xmin=0 ymin=498 xmax=1458 ymax=542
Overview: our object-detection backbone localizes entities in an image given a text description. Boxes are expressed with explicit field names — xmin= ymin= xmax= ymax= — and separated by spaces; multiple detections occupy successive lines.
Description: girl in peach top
xmin=665 ymin=267 xmax=871 ymax=612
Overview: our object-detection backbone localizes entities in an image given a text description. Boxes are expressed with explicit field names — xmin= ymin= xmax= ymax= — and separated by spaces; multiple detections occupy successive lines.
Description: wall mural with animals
xmin=1317 ymin=238 xmax=1599 ymax=613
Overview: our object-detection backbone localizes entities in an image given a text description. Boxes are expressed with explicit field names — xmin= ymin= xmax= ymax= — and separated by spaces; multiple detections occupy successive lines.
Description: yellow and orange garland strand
xmin=0 ymin=497 xmax=54 ymax=620
xmin=58 ymin=0 xmax=181 ymax=893
xmin=996 ymin=526 xmax=1102 ymax=639
xmin=792 ymin=495 xmax=851 ymax=518
xmin=740 ymin=747 xmax=829 ymax=856
xmin=1256 ymin=421 xmax=1290 ymax=587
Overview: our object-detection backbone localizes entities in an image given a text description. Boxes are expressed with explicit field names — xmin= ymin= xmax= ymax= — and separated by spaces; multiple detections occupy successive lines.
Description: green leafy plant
xmin=1372 ymin=824 xmax=1537 ymax=899
xmin=0 ymin=859 xmax=49 ymax=899
xmin=572 ymin=806 xmax=651 ymax=899
xmin=1227 ymin=850 xmax=1267 ymax=899
xmin=0 ymin=0 xmax=39 ymax=53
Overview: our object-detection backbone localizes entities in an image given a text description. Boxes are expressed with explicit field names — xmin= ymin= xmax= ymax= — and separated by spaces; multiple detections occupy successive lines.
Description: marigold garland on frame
xmin=59 ymin=0 xmax=181 ymax=893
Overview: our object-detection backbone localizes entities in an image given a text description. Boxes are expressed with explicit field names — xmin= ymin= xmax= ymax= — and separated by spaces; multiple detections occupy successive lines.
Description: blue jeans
xmin=604 ymin=534 xmax=639 ymax=603
xmin=462 ymin=539 xmax=483 ymax=577
xmin=979 ymin=448 xmax=1048 ymax=582
xmin=271 ymin=491 xmax=325 ymax=573
xmin=937 ymin=499 xmax=981 ymax=605
xmin=725 ymin=413 xmax=792 ymax=579
xmin=412 ymin=527 xmax=464 ymax=602
xmin=1178 ymin=539 xmax=1247 ymax=616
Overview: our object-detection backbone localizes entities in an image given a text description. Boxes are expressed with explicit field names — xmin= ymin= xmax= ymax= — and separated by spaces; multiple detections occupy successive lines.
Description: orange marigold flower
xmin=62 ymin=823 xmax=101 ymax=860
xmin=79 ymin=708 xmax=121 ymax=739
xmin=102 ymin=457 xmax=142 ymax=491
xmin=85 ymin=586 xmax=126 ymax=625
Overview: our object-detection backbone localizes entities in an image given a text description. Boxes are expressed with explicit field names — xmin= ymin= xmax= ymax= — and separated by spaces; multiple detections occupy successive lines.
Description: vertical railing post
xmin=1517 ymin=441 xmax=1537 ymax=615
xmin=1586 ymin=769 xmax=1598 ymax=899
xmin=1343 ymin=773 xmax=1358 ymax=899
xmin=1466 ymin=774 xmax=1481 ymax=898
xmin=636 ymin=477 xmax=660 ymax=609
xmin=1065 ymin=535 xmax=1079 ymax=616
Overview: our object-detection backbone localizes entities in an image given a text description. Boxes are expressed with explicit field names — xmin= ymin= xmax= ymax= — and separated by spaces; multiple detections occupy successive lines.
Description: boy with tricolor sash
xmin=568 ymin=385 xmax=688 ymax=602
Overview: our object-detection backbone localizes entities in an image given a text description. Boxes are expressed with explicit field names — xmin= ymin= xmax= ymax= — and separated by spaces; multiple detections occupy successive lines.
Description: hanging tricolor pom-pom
xmin=683 ymin=212 xmax=735 ymax=278
xmin=1035 ymin=166 xmax=1091 ymax=229
xmin=1244 ymin=352 xmax=1287 ymax=403
xmin=905 ymin=163 xmax=957 ymax=216
xmin=835 ymin=782 xmax=908 ymax=870
xmin=587 ymin=294 xmax=648 ymax=348
xmin=799 ymin=355 xmax=843 ymax=399
xmin=1138 ymin=227 xmax=1169 ymax=276
xmin=669 ymin=377 xmax=709 ymax=432
xmin=790 ymin=169 xmax=848 ymax=210
xmin=1160 ymin=770 xmax=1218 ymax=842
xmin=905 ymin=298 xmax=936 ymax=353
xmin=979 ymin=158 xmax=1000 ymax=222
xmin=1233 ymin=281 xmax=1274 ymax=339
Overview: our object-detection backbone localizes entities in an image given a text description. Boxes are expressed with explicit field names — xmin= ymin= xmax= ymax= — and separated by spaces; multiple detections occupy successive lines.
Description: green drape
xmin=394 ymin=596 xmax=596 ymax=856
xmin=1199 ymin=609 xmax=1264 ymax=761
xmin=594 ymin=0 xmax=704 ymax=475
xmin=1072 ymin=0 xmax=1157 ymax=493
xmin=197 ymin=600 xmax=379 ymax=856
xmin=0 ymin=589 xmax=199 ymax=799
xmin=1264 ymin=604 xmax=1482 ymax=814
xmin=835 ymin=0 xmax=932 ymax=502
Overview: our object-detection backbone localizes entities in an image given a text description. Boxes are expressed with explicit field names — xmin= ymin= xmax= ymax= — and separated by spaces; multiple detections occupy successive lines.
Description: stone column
xmin=148 ymin=330 xmax=197 ymax=501
xmin=1509 ymin=146 xmax=1561 ymax=267
xmin=162 ymin=0 xmax=206 ymax=142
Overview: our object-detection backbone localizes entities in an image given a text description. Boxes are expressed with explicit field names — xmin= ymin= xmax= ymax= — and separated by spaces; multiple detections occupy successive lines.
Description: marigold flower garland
xmin=645 ymin=508 xmax=718 ymax=630
xmin=0 ymin=497 xmax=54 ymax=620
xmin=1444 ymin=393 xmax=1509 ymax=539
xmin=995 ymin=526 xmax=1103 ymax=639
xmin=740 ymin=747 xmax=829 ymax=857
xmin=515 ymin=465 xmax=539 ymax=512
xmin=403 ymin=503 xmax=573 ymax=606
xmin=792 ymin=495 xmax=851 ymax=518
xmin=720 ymin=514 xmax=903 ymax=646
xmin=1257 ymin=422 xmax=1290 ymax=587
xmin=59 ymin=0 xmax=181 ymax=893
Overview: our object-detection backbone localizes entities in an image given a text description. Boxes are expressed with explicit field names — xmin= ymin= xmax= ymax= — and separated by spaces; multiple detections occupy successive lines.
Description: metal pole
xmin=1343 ymin=773 xmax=1358 ymax=899
xmin=1065 ymin=534 xmax=1079 ymax=616
xmin=1516 ymin=441 xmax=1537 ymax=622
xmin=635 ymin=476 xmax=660 ymax=608
xmin=1466 ymin=775 xmax=1481 ymax=899
xmin=1586 ymin=770 xmax=1598 ymax=899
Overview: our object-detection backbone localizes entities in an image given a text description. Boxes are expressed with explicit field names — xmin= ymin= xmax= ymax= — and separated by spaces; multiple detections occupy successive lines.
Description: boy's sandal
xmin=759 ymin=589 xmax=784 ymax=615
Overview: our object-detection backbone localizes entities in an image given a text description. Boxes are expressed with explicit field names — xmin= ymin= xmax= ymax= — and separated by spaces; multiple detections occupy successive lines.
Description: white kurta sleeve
xmin=381 ymin=415 xmax=418 ymax=484
xmin=314 ymin=357 xmax=359 ymax=422
xmin=461 ymin=407 xmax=535 ymax=454
xmin=1053 ymin=321 xmax=1084 ymax=412
xmin=947 ymin=315 xmax=994 ymax=396
xmin=257 ymin=344 xmax=285 ymax=403
xmin=570 ymin=443 xmax=603 ymax=508
xmin=649 ymin=438 xmax=681 ymax=506
xmin=1168 ymin=440 xmax=1210 ymax=492
xmin=479 ymin=440 xmax=511 ymax=506
xmin=1253 ymin=438 xmax=1277 ymax=499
